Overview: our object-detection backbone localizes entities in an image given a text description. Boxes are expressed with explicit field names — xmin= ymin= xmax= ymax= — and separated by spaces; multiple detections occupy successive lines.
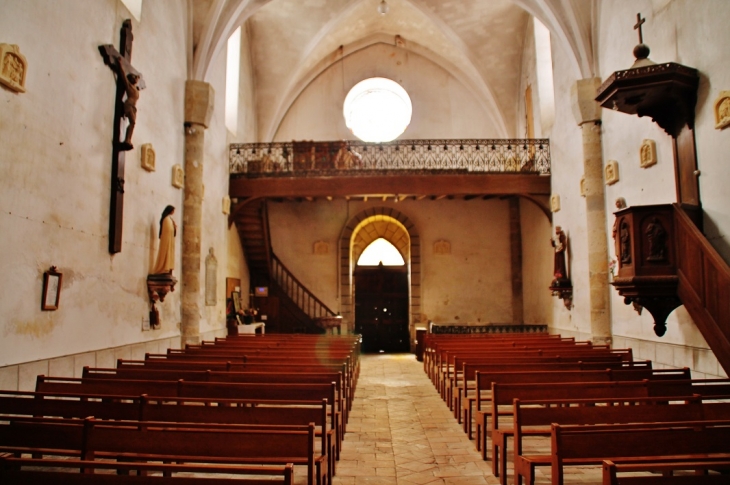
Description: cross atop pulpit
xmin=98 ymin=19 xmax=145 ymax=254
xmin=634 ymin=13 xmax=646 ymax=44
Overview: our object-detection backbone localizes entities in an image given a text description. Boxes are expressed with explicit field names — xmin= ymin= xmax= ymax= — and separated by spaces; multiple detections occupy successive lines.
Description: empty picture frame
xmin=42 ymin=266 xmax=62 ymax=311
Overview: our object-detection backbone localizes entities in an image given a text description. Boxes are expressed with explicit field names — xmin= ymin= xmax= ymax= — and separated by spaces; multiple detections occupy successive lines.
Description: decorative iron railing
xmin=230 ymin=139 xmax=550 ymax=177
xmin=271 ymin=253 xmax=337 ymax=320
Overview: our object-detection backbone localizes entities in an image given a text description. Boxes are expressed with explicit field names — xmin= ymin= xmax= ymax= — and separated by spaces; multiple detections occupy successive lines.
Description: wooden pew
xmin=451 ymin=359 xmax=651 ymax=421
xmin=0 ymin=390 xmax=336 ymax=480
xmin=547 ymin=420 xmax=730 ymax=485
xmin=0 ymin=417 xmax=327 ymax=485
xmin=505 ymin=396 xmax=730 ymax=485
xmin=0 ymin=456 xmax=295 ymax=485
xmin=117 ymin=360 xmax=355 ymax=410
xmin=465 ymin=367 xmax=690 ymax=440
xmin=602 ymin=459 xmax=730 ymax=484
xmin=84 ymin=367 xmax=350 ymax=427
xmin=35 ymin=377 xmax=343 ymax=459
xmin=422 ymin=333 xmax=557 ymax=378
xmin=439 ymin=348 xmax=633 ymax=402
xmin=429 ymin=337 xmax=583 ymax=388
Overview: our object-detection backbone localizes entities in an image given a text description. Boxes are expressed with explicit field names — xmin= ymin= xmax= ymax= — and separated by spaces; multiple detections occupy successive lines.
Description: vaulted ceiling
xmin=190 ymin=0 xmax=593 ymax=140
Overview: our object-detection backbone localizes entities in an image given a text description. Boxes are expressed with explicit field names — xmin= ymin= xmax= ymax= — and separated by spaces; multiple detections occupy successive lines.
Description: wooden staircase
xmin=674 ymin=204 xmax=730 ymax=374
xmin=231 ymin=199 xmax=336 ymax=333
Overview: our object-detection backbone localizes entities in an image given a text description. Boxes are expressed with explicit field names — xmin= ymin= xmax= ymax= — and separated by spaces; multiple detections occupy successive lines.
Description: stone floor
xmin=331 ymin=353 xmax=606 ymax=485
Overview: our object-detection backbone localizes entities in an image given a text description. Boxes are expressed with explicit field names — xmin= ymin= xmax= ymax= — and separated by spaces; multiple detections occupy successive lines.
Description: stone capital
xmin=185 ymin=80 xmax=214 ymax=128
xmin=571 ymin=77 xmax=602 ymax=126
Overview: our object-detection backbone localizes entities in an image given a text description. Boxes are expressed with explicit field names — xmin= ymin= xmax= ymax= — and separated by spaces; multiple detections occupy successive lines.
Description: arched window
xmin=343 ymin=77 xmax=412 ymax=143
xmin=357 ymin=238 xmax=405 ymax=266
xmin=225 ymin=26 xmax=242 ymax=134
xmin=534 ymin=19 xmax=555 ymax=135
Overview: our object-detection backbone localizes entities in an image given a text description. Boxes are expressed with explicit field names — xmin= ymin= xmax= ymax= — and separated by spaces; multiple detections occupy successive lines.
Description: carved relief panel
xmin=714 ymin=91 xmax=730 ymax=130
xmin=639 ymin=139 xmax=657 ymax=168
xmin=613 ymin=204 xmax=675 ymax=279
xmin=433 ymin=240 xmax=451 ymax=255
xmin=141 ymin=143 xmax=156 ymax=171
xmin=605 ymin=160 xmax=620 ymax=185
xmin=0 ymin=44 xmax=27 ymax=93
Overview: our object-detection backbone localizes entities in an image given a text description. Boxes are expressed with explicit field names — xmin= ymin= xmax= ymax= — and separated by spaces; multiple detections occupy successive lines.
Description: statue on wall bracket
xmin=549 ymin=226 xmax=572 ymax=309
xmin=146 ymin=205 xmax=178 ymax=328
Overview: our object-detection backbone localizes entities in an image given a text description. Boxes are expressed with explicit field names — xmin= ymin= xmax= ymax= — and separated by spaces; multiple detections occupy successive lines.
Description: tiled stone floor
xmin=332 ymin=353 xmax=605 ymax=485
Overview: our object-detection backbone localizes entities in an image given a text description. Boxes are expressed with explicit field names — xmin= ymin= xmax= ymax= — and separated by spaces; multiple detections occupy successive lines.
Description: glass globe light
xmin=377 ymin=0 xmax=389 ymax=15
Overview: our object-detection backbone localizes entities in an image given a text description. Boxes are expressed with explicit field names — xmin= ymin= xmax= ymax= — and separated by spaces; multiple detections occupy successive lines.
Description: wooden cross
xmin=98 ymin=20 xmax=145 ymax=254
xmin=634 ymin=13 xmax=646 ymax=44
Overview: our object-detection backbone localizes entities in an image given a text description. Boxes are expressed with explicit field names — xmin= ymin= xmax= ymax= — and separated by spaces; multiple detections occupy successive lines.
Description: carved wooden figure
xmin=98 ymin=20 xmax=146 ymax=254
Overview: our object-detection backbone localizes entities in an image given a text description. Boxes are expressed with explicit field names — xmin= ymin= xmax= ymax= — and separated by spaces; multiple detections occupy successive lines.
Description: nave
xmin=336 ymin=353 xmax=603 ymax=485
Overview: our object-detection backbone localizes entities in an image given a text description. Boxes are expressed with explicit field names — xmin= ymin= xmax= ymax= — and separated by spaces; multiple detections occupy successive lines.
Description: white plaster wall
xmin=0 ymin=0 xmax=235 ymax=369
xmin=520 ymin=197 xmax=553 ymax=325
xmin=268 ymin=199 xmax=519 ymax=325
xmin=540 ymin=32 xmax=592 ymax=339
xmin=273 ymin=43 xmax=501 ymax=142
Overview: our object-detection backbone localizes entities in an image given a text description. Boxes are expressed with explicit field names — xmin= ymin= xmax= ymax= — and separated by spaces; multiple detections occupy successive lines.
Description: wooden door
xmin=354 ymin=264 xmax=409 ymax=353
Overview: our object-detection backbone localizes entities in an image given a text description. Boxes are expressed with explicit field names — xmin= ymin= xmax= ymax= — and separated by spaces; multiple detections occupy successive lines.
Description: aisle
xmin=333 ymin=353 xmax=497 ymax=485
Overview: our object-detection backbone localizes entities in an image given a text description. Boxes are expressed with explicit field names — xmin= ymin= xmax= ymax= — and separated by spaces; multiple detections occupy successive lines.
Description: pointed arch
xmin=339 ymin=207 xmax=421 ymax=346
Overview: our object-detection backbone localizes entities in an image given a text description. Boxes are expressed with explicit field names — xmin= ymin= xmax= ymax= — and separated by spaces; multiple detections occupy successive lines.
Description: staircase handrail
xmin=674 ymin=203 xmax=730 ymax=374
xmin=271 ymin=252 xmax=337 ymax=319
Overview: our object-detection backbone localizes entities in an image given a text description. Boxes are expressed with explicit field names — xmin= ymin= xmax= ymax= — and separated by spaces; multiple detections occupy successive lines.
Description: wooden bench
xmin=447 ymin=348 xmax=633 ymax=416
xmin=433 ymin=339 xmax=590 ymax=393
xmin=467 ymin=368 xmax=691 ymax=441
xmin=0 ymin=417 xmax=327 ymax=485
xmin=0 ymin=456 xmax=294 ymax=484
xmin=505 ymin=396 xmax=730 ymax=485
xmin=117 ymin=360 xmax=355 ymax=410
xmin=0 ymin=389 xmax=336 ymax=480
xmin=432 ymin=340 xmax=603 ymax=392
xmin=35 ymin=377 xmax=343 ymax=459
xmin=545 ymin=420 xmax=730 ymax=485
xmin=602 ymin=459 xmax=730 ymax=484
xmin=84 ymin=367 xmax=350 ymax=427
xmin=451 ymin=359 xmax=651 ymax=421
xmin=474 ymin=380 xmax=657 ymax=463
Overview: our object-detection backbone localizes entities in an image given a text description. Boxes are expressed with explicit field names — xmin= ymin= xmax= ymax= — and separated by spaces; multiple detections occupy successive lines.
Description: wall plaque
xmin=0 ymin=44 xmax=27 ymax=93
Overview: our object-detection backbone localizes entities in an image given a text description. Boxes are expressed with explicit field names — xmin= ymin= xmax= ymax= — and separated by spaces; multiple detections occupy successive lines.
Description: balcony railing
xmin=230 ymin=139 xmax=550 ymax=177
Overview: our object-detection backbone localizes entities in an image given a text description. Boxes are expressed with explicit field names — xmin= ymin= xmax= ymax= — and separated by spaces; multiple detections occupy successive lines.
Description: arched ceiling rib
xmin=191 ymin=0 xmax=595 ymax=136
xmin=265 ymin=33 xmax=510 ymax=141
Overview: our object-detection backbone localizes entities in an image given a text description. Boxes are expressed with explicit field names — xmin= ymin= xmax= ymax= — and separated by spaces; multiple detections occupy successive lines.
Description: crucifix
xmin=634 ymin=13 xmax=646 ymax=44
xmin=99 ymin=19 xmax=145 ymax=254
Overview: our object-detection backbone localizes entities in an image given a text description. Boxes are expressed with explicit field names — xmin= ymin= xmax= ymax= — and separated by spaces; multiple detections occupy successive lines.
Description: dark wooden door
xmin=354 ymin=264 xmax=409 ymax=353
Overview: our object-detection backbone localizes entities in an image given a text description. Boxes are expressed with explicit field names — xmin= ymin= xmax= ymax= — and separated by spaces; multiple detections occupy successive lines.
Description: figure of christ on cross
xmin=99 ymin=19 xmax=145 ymax=253
xmin=115 ymin=56 xmax=140 ymax=151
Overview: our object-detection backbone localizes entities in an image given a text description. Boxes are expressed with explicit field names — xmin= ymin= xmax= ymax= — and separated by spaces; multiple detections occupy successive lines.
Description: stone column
xmin=571 ymin=78 xmax=611 ymax=346
xmin=181 ymin=80 xmax=214 ymax=346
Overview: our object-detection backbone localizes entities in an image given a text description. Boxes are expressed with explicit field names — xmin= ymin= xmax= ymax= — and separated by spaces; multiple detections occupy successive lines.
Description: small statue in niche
xmin=151 ymin=205 xmax=177 ymax=274
xmin=619 ymin=220 xmax=632 ymax=265
xmin=645 ymin=217 xmax=667 ymax=262
xmin=205 ymin=248 xmax=218 ymax=306
xmin=115 ymin=55 xmax=141 ymax=151
xmin=611 ymin=199 xmax=627 ymax=261
xmin=551 ymin=226 xmax=568 ymax=282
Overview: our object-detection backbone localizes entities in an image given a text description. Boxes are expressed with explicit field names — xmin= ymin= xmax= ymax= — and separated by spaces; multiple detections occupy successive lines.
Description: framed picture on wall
xmin=231 ymin=291 xmax=242 ymax=313
xmin=42 ymin=266 xmax=62 ymax=311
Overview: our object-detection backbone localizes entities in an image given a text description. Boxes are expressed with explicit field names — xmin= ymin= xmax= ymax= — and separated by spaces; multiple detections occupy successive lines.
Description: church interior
xmin=1 ymin=0 xmax=730 ymax=483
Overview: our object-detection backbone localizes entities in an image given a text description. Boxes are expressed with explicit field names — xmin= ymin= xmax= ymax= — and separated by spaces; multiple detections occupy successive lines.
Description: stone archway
xmin=339 ymin=208 xmax=421 ymax=350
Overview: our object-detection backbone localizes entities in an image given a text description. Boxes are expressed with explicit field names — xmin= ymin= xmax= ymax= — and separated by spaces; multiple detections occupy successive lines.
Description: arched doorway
xmin=339 ymin=208 xmax=421 ymax=352
xmin=355 ymin=239 xmax=410 ymax=352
